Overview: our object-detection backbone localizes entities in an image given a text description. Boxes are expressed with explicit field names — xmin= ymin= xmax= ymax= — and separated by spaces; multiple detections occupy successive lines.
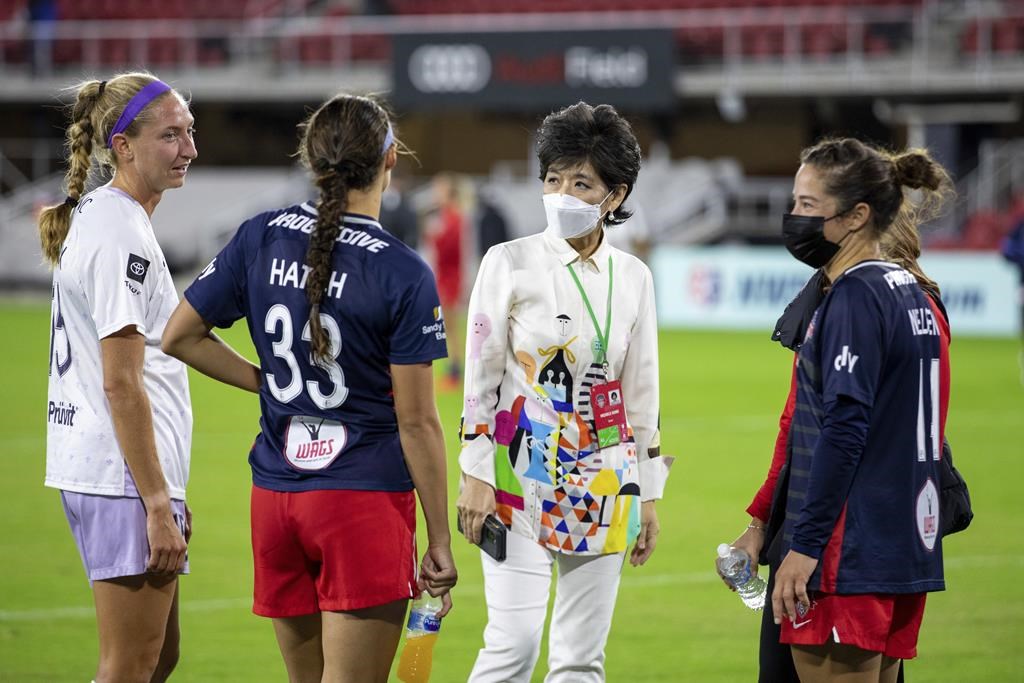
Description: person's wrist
xmin=466 ymin=474 xmax=494 ymax=490
xmin=142 ymin=490 xmax=172 ymax=515
xmin=747 ymin=522 xmax=766 ymax=533
xmin=427 ymin=532 xmax=452 ymax=546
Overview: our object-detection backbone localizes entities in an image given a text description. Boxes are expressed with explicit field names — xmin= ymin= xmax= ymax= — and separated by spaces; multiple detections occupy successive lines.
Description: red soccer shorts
xmin=780 ymin=591 xmax=927 ymax=660
xmin=250 ymin=486 xmax=417 ymax=617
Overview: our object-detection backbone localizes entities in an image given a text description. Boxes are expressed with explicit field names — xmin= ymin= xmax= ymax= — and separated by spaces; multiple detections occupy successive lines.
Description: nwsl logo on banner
xmin=687 ymin=266 xmax=722 ymax=307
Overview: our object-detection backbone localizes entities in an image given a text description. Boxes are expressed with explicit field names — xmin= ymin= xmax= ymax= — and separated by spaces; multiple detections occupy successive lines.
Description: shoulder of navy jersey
xmin=238 ymin=203 xmax=314 ymax=245
xmin=838 ymin=259 xmax=924 ymax=291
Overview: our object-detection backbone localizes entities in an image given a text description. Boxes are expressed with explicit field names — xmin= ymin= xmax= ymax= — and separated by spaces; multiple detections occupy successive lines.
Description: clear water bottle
xmin=716 ymin=543 xmax=767 ymax=610
xmin=397 ymin=594 xmax=443 ymax=683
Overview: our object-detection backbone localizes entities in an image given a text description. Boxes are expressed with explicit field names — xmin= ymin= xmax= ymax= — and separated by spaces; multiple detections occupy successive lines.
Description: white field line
xmin=1 ymin=555 xmax=1019 ymax=623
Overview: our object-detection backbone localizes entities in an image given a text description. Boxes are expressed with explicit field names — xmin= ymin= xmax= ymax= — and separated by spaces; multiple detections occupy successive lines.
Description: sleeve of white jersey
xmin=79 ymin=210 xmax=160 ymax=339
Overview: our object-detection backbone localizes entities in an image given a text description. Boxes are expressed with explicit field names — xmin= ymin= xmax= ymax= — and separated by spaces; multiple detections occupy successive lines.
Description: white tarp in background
xmin=651 ymin=245 xmax=1019 ymax=337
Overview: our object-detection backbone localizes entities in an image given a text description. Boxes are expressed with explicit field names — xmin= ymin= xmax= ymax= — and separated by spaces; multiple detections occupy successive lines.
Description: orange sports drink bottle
xmin=397 ymin=594 xmax=443 ymax=683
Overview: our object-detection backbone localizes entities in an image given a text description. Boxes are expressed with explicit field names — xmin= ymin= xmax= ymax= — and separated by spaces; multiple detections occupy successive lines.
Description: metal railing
xmin=958 ymin=138 xmax=1024 ymax=219
xmin=0 ymin=4 xmax=1021 ymax=80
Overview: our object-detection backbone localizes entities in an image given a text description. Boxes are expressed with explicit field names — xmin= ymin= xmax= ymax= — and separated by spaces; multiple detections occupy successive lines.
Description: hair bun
xmin=892 ymin=150 xmax=943 ymax=191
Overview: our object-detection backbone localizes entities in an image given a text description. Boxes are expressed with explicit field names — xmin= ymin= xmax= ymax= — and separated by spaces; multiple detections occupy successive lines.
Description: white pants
xmin=468 ymin=531 xmax=625 ymax=683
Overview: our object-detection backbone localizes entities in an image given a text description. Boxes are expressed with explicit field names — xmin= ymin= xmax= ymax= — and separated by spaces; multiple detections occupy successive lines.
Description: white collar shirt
xmin=459 ymin=226 xmax=672 ymax=555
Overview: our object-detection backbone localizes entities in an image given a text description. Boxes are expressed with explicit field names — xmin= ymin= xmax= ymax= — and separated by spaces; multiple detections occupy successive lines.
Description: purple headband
xmin=105 ymin=80 xmax=172 ymax=148
xmin=382 ymin=123 xmax=394 ymax=156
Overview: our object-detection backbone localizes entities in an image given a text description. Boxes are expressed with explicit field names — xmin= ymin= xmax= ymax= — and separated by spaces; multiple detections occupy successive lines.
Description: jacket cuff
xmin=458 ymin=436 xmax=496 ymax=488
xmin=789 ymin=539 xmax=824 ymax=560
xmin=639 ymin=455 xmax=674 ymax=502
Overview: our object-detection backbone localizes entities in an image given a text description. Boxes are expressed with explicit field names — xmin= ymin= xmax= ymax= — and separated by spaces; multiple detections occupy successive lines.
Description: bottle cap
xmin=717 ymin=543 xmax=731 ymax=558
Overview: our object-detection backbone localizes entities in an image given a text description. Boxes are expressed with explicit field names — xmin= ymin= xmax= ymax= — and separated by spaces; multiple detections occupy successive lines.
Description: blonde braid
xmin=38 ymin=80 xmax=104 ymax=265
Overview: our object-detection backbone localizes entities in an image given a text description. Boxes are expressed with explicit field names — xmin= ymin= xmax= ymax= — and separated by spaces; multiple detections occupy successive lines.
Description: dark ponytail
xmin=297 ymin=95 xmax=397 ymax=363
xmin=892 ymin=149 xmax=947 ymax=192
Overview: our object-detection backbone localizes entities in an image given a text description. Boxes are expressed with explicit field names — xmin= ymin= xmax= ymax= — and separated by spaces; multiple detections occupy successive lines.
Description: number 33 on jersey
xmin=183 ymin=204 xmax=448 ymax=491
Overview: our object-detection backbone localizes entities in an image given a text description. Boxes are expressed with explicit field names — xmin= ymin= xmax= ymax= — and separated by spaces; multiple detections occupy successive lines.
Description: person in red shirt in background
xmin=429 ymin=173 xmax=467 ymax=390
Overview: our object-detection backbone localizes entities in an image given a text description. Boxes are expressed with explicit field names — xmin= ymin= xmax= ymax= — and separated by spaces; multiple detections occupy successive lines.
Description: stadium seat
xmin=0 ymin=0 xmax=24 ymax=21
xmin=962 ymin=211 xmax=1010 ymax=250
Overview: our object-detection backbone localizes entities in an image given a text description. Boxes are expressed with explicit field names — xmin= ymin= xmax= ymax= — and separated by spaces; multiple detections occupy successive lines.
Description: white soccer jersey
xmin=45 ymin=184 xmax=191 ymax=499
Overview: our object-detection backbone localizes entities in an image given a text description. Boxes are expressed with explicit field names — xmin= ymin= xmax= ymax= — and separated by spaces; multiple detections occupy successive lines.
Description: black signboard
xmin=391 ymin=29 xmax=675 ymax=111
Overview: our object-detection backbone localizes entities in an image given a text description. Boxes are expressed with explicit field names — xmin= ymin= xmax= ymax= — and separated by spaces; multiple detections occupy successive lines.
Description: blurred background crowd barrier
xmin=0 ymin=0 xmax=1021 ymax=335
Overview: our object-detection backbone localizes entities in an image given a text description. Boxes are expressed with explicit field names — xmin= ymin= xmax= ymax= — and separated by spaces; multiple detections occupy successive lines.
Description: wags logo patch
xmin=283 ymin=416 xmax=347 ymax=471
xmin=126 ymin=253 xmax=151 ymax=284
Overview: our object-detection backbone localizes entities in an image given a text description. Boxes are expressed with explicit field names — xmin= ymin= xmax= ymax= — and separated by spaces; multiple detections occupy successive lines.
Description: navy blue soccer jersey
xmin=784 ymin=260 xmax=945 ymax=594
xmin=185 ymin=204 xmax=448 ymax=492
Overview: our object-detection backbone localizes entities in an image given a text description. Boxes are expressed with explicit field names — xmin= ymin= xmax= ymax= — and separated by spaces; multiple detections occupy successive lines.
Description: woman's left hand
xmin=629 ymin=500 xmax=660 ymax=567
xmin=771 ymin=549 xmax=819 ymax=624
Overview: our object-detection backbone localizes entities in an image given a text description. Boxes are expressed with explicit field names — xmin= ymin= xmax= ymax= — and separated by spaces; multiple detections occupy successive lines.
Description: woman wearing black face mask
xmin=728 ymin=138 xmax=954 ymax=683
xmin=724 ymin=238 xmax=949 ymax=683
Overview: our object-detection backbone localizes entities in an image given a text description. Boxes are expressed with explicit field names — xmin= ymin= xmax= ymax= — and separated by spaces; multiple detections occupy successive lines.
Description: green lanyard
xmin=567 ymin=255 xmax=613 ymax=367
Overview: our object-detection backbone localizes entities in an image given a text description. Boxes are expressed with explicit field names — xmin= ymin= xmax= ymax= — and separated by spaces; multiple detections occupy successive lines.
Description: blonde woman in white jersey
xmin=39 ymin=72 xmax=219 ymax=683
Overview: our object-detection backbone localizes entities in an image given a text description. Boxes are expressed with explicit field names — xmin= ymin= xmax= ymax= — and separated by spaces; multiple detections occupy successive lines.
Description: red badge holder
xmin=591 ymin=380 xmax=627 ymax=450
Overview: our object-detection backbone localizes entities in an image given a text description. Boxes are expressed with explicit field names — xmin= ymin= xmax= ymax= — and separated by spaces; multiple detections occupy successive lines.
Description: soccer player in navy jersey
xmin=768 ymin=138 xmax=955 ymax=683
xmin=162 ymin=94 xmax=456 ymax=682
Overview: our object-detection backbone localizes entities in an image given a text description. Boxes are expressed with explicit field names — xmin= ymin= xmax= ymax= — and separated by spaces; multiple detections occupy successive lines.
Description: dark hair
xmin=800 ymin=137 xmax=954 ymax=234
xmin=297 ymin=94 xmax=395 ymax=363
xmin=39 ymin=71 xmax=178 ymax=265
xmin=801 ymin=138 xmax=955 ymax=296
xmin=536 ymin=102 xmax=641 ymax=226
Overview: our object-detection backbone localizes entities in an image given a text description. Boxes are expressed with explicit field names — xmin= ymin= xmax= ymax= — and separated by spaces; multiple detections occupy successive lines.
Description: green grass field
xmin=1 ymin=300 xmax=1021 ymax=682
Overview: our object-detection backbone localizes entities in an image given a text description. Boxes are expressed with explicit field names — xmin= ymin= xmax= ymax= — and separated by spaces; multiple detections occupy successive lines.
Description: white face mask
xmin=543 ymin=191 xmax=612 ymax=239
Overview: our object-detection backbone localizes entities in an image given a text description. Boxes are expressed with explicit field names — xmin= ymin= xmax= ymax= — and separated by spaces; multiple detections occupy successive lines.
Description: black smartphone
xmin=457 ymin=514 xmax=507 ymax=562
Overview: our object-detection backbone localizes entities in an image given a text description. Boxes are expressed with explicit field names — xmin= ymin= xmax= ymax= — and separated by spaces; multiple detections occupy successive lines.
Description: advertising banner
xmin=391 ymin=29 xmax=675 ymax=111
xmin=652 ymin=246 xmax=1019 ymax=337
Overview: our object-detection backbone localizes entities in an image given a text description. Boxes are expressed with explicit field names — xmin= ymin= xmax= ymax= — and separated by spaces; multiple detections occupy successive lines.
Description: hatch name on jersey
xmin=269 ymin=258 xmax=348 ymax=299
xmin=283 ymin=416 xmax=347 ymax=470
xmin=267 ymin=213 xmax=390 ymax=253
xmin=48 ymin=400 xmax=79 ymax=427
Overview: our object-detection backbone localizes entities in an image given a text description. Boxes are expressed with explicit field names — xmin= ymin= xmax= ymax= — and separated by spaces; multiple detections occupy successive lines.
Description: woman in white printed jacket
xmin=457 ymin=101 xmax=674 ymax=683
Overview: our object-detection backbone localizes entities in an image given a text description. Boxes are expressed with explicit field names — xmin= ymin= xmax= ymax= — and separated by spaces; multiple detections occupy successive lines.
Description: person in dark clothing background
xmin=1000 ymin=217 xmax=1024 ymax=381
xmin=475 ymin=186 xmax=510 ymax=257
xmin=380 ymin=171 xmax=420 ymax=251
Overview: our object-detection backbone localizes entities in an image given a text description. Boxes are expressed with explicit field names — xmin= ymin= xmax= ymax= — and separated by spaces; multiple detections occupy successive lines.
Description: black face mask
xmin=782 ymin=213 xmax=844 ymax=268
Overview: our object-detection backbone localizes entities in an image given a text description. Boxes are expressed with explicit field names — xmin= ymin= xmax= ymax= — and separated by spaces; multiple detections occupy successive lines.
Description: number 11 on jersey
xmin=917 ymin=358 xmax=940 ymax=462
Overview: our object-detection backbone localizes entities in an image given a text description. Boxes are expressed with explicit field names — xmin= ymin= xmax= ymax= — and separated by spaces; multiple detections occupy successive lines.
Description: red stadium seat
xmin=99 ymin=37 xmax=130 ymax=66
xmin=352 ymin=34 xmax=391 ymax=63
xmin=0 ymin=1 xmax=27 ymax=22
xmin=53 ymin=37 xmax=83 ymax=64
xmin=148 ymin=37 xmax=182 ymax=66
xmin=993 ymin=20 xmax=1023 ymax=54
xmin=962 ymin=211 xmax=1010 ymax=250
xmin=1 ymin=37 xmax=27 ymax=65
